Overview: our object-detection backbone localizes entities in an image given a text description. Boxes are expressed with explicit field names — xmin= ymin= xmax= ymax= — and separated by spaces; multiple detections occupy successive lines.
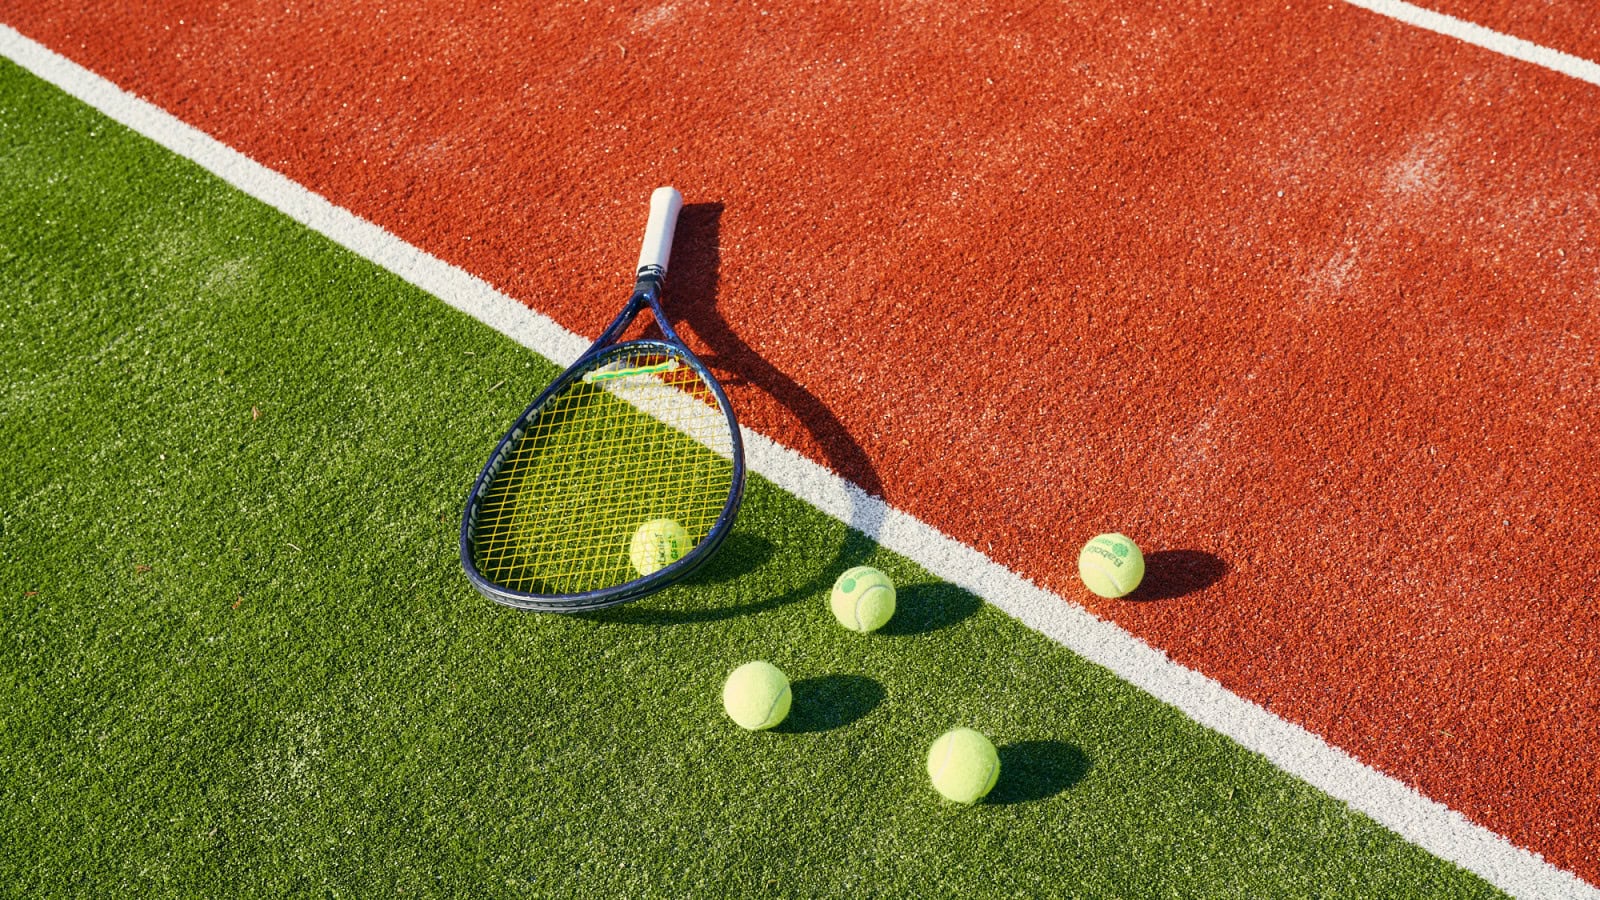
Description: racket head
xmin=459 ymin=338 xmax=745 ymax=612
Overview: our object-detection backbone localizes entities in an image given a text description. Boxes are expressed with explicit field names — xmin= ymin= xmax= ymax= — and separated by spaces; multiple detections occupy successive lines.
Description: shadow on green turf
xmin=986 ymin=741 xmax=1092 ymax=805
xmin=586 ymin=530 xmax=879 ymax=626
xmin=683 ymin=532 xmax=776 ymax=585
xmin=878 ymin=582 xmax=983 ymax=636
xmin=775 ymin=675 xmax=884 ymax=733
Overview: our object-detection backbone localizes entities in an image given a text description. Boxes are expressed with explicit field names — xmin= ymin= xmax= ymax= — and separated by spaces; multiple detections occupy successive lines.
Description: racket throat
xmin=635 ymin=266 xmax=666 ymax=290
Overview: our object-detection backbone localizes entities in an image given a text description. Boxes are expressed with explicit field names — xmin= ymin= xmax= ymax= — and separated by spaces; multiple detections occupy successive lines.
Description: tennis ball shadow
xmin=682 ymin=532 xmax=776 ymax=586
xmin=876 ymin=582 xmax=983 ymax=636
xmin=590 ymin=529 xmax=879 ymax=626
xmin=985 ymin=741 xmax=1091 ymax=805
xmin=774 ymin=675 xmax=884 ymax=733
xmin=1127 ymin=550 xmax=1228 ymax=602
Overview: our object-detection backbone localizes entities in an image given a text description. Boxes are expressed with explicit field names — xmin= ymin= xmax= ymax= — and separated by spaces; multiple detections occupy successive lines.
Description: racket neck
xmin=585 ymin=269 xmax=686 ymax=356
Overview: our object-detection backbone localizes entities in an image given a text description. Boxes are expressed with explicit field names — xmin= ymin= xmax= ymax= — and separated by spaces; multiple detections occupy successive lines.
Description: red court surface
xmin=8 ymin=0 xmax=1598 ymax=881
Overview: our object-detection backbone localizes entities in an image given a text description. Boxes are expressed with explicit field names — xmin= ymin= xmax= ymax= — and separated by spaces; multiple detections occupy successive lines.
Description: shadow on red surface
xmin=1128 ymin=550 xmax=1228 ymax=602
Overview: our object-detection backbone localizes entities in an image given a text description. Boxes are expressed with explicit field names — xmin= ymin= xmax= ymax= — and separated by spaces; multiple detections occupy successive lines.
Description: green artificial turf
xmin=471 ymin=351 xmax=735 ymax=597
xmin=0 ymin=60 xmax=1502 ymax=899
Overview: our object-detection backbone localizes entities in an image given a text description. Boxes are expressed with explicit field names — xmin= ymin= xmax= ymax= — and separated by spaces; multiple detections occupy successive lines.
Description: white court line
xmin=2 ymin=22 xmax=1595 ymax=900
xmin=1343 ymin=0 xmax=1600 ymax=87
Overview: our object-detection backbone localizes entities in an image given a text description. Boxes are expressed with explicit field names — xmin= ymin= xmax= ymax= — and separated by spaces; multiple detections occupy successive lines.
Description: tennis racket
xmin=459 ymin=187 xmax=746 ymax=612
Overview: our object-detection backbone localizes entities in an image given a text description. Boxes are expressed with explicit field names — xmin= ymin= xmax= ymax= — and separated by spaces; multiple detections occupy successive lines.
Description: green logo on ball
xmin=1088 ymin=538 xmax=1127 ymax=567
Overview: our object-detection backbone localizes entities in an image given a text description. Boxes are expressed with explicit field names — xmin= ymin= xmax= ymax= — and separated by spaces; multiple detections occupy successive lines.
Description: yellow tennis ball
xmin=926 ymin=727 xmax=1000 ymax=804
xmin=829 ymin=565 xmax=896 ymax=632
xmin=721 ymin=661 xmax=791 ymax=731
xmin=629 ymin=518 xmax=691 ymax=576
xmin=1077 ymin=532 xmax=1145 ymax=598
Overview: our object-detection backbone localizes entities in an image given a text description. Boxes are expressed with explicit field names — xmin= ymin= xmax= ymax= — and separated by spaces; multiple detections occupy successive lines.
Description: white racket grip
xmin=637 ymin=186 xmax=684 ymax=277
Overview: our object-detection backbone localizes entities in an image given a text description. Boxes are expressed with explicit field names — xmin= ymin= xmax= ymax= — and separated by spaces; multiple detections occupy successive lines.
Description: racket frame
xmin=458 ymin=269 xmax=746 ymax=612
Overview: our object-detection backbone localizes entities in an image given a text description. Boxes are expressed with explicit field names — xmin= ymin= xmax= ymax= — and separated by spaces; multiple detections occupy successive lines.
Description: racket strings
xmin=471 ymin=347 xmax=736 ymax=595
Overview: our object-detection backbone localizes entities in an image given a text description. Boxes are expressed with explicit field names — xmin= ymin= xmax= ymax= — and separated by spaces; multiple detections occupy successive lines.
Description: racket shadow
xmin=589 ymin=528 xmax=878 ymax=625
xmin=680 ymin=532 xmax=777 ymax=586
xmin=588 ymin=202 xmax=887 ymax=626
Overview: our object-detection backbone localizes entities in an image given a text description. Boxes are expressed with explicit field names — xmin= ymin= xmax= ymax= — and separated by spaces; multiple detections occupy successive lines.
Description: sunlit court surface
xmin=2 ymin=1 xmax=1597 ymax=896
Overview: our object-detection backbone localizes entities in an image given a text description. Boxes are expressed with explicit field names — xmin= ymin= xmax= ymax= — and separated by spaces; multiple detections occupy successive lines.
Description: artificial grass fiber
xmin=0 ymin=60 xmax=1502 ymax=898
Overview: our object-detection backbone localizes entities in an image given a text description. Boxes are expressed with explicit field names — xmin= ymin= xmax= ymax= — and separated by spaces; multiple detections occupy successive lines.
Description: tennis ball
xmin=721 ymin=661 xmax=792 ymax=731
xmin=630 ymin=518 xmax=691 ymax=576
xmin=829 ymin=565 xmax=896 ymax=632
xmin=1077 ymin=532 xmax=1145 ymax=598
xmin=926 ymin=727 xmax=1000 ymax=804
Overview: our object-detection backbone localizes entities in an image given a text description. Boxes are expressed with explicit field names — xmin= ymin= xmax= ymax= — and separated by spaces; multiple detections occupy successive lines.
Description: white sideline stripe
xmin=598 ymin=372 xmax=738 ymax=461
xmin=1343 ymin=0 xmax=1600 ymax=87
xmin=2 ymin=23 xmax=1594 ymax=900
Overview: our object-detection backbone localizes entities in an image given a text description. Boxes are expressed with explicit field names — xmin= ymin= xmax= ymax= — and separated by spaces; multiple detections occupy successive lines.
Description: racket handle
xmin=637 ymin=186 xmax=684 ymax=279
